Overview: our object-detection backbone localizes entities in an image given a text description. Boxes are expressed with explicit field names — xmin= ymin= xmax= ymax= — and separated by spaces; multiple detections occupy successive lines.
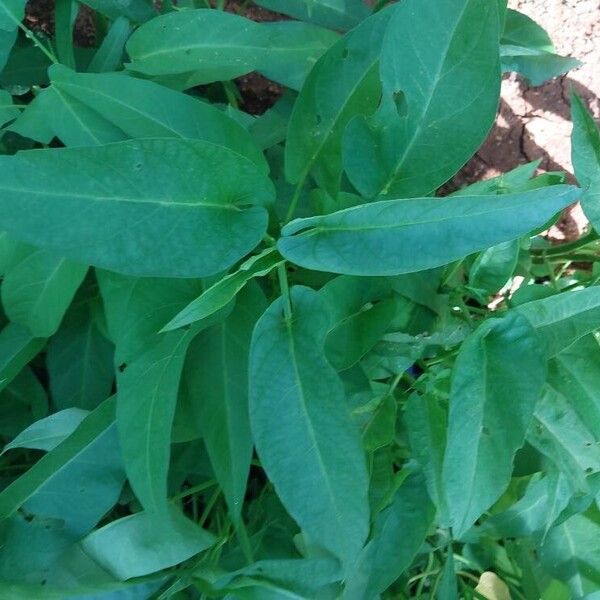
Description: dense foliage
xmin=0 ymin=0 xmax=598 ymax=598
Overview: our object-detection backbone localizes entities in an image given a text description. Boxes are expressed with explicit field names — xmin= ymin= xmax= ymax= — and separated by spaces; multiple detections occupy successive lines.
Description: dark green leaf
xmin=0 ymin=322 xmax=45 ymax=392
xmin=87 ymin=16 xmax=132 ymax=73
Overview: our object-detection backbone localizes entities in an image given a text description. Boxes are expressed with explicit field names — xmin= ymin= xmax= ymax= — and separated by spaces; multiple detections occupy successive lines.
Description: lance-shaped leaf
xmin=249 ymin=286 xmax=369 ymax=566
xmin=343 ymin=0 xmax=500 ymax=199
xmin=571 ymin=92 xmax=600 ymax=230
xmin=125 ymin=9 xmax=336 ymax=91
xmin=82 ymin=506 xmax=216 ymax=580
xmin=87 ymin=16 xmax=132 ymax=73
xmin=1 ymin=245 xmax=87 ymax=338
xmin=344 ymin=471 xmax=435 ymax=597
xmin=183 ymin=283 xmax=266 ymax=524
xmin=254 ymin=0 xmax=370 ymax=31
xmin=278 ymin=186 xmax=578 ymax=276
xmin=515 ymin=287 xmax=600 ymax=357
xmin=117 ymin=330 xmax=192 ymax=514
xmin=285 ymin=6 xmax=395 ymax=195
xmin=10 ymin=64 xmax=267 ymax=171
xmin=0 ymin=139 xmax=273 ymax=278
xmin=163 ymin=248 xmax=283 ymax=332
xmin=0 ymin=397 xmax=125 ymax=536
xmin=442 ymin=313 xmax=547 ymax=538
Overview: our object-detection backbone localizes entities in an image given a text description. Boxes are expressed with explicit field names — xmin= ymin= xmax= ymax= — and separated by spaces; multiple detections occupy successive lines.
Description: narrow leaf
xmin=279 ymin=186 xmax=578 ymax=276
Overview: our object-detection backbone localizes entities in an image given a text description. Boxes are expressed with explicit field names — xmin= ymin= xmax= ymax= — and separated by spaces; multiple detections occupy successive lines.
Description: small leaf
xmin=249 ymin=286 xmax=369 ymax=566
xmin=0 ymin=139 xmax=272 ymax=278
xmin=163 ymin=248 xmax=283 ymax=332
xmin=475 ymin=572 xmax=511 ymax=600
xmin=82 ymin=506 xmax=216 ymax=580
xmin=279 ymin=187 xmax=578 ymax=276
xmin=2 ymin=408 xmax=89 ymax=454
xmin=443 ymin=313 xmax=547 ymax=538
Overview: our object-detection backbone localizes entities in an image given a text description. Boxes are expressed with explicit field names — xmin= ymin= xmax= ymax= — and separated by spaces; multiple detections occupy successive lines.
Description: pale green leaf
xmin=278 ymin=186 xmax=578 ymax=276
xmin=2 ymin=408 xmax=89 ymax=454
xmin=82 ymin=506 xmax=216 ymax=580
xmin=249 ymin=286 xmax=369 ymax=566
xmin=0 ymin=139 xmax=272 ymax=278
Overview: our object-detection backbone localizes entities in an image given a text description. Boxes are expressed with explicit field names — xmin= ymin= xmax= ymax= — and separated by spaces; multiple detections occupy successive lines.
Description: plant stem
xmin=277 ymin=263 xmax=293 ymax=321
xmin=169 ymin=479 xmax=217 ymax=502
xmin=199 ymin=488 xmax=221 ymax=527
xmin=19 ymin=23 xmax=58 ymax=64
xmin=285 ymin=177 xmax=306 ymax=223
xmin=236 ymin=519 xmax=255 ymax=564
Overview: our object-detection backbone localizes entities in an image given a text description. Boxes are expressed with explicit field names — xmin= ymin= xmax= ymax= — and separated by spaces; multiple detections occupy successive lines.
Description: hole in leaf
xmin=393 ymin=90 xmax=408 ymax=118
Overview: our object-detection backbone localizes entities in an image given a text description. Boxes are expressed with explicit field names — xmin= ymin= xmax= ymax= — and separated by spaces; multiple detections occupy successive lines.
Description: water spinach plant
xmin=0 ymin=0 xmax=598 ymax=598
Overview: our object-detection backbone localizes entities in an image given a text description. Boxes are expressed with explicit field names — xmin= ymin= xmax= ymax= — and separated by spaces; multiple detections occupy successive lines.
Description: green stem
xmin=285 ymin=177 xmax=306 ymax=224
xmin=19 ymin=23 xmax=58 ymax=64
xmin=169 ymin=479 xmax=217 ymax=502
xmin=236 ymin=519 xmax=255 ymax=564
xmin=199 ymin=488 xmax=221 ymax=527
xmin=277 ymin=263 xmax=293 ymax=321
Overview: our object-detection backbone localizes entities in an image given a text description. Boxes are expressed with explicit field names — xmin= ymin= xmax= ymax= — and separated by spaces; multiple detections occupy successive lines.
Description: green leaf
xmin=527 ymin=385 xmax=600 ymax=493
xmin=442 ymin=313 xmax=547 ymax=538
xmin=502 ymin=9 xmax=553 ymax=51
xmin=87 ymin=16 xmax=132 ymax=73
xmin=249 ymin=286 xmax=369 ymax=566
xmin=0 ymin=139 xmax=273 ymax=278
xmin=46 ymin=298 xmax=115 ymax=411
xmin=285 ymin=6 xmax=394 ymax=195
xmin=163 ymin=248 xmax=283 ymax=332
xmin=1 ymin=245 xmax=87 ymax=337
xmin=343 ymin=0 xmax=501 ymax=199
xmin=117 ymin=330 xmax=192 ymax=514
xmin=97 ymin=270 xmax=203 ymax=365
xmin=13 ymin=64 xmax=267 ymax=170
xmin=0 ymin=89 xmax=19 ymax=126
xmin=254 ymin=0 xmax=370 ymax=31
xmin=82 ymin=506 xmax=216 ymax=580
xmin=2 ymin=408 xmax=89 ymax=454
xmin=54 ymin=0 xmax=76 ymax=69
xmin=344 ymin=470 xmax=435 ymax=597
xmin=540 ymin=508 xmax=600 ymax=597
xmin=405 ymin=392 xmax=447 ymax=515
xmin=571 ymin=92 xmax=600 ymax=230
xmin=0 ymin=322 xmax=45 ymax=393
xmin=469 ymin=240 xmax=520 ymax=296
xmin=278 ymin=186 xmax=579 ymax=276
xmin=183 ymin=283 xmax=266 ymax=523
xmin=515 ymin=287 xmax=600 ymax=357
xmin=125 ymin=9 xmax=336 ymax=91
xmin=0 ymin=397 xmax=125 ymax=536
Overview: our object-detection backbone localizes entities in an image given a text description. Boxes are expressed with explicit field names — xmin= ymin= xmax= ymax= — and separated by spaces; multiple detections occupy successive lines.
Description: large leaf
xmin=11 ymin=65 xmax=267 ymax=170
xmin=571 ymin=92 xmax=600 ymax=230
xmin=79 ymin=0 xmax=154 ymax=23
xmin=344 ymin=471 xmax=435 ymax=597
xmin=515 ymin=287 xmax=600 ymax=357
xmin=343 ymin=0 xmax=501 ymax=199
xmin=442 ymin=313 xmax=547 ymax=538
xmin=125 ymin=9 xmax=336 ymax=91
xmin=254 ymin=0 xmax=370 ymax=31
xmin=0 ymin=322 xmax=45 ymax=393
xmin=1 ymin=245 xmax=87 ymax=337
xmin=540 ymin=509 xmax=600 ymax=598
xmin=82 ymin=506 xmax=216 ymax=580
xmin=278 ymin=186 xmax=578 ymax=276
xmin=183 ymin=283 xmax=265 ymax=523
xmin=0 ymin=397 xmax=125 ymax=536
xmin=285 ymin=6 xmax=394 ymax=195
xmin=0 ymin=139 xmax=273 ymax=278
xmin=117 ymin=330 xmax=192 ymax=514
xmin=249 ymin=286 xmax=369 ymax=566
xmin=46 ymin=298 xmax=115 ymax=410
